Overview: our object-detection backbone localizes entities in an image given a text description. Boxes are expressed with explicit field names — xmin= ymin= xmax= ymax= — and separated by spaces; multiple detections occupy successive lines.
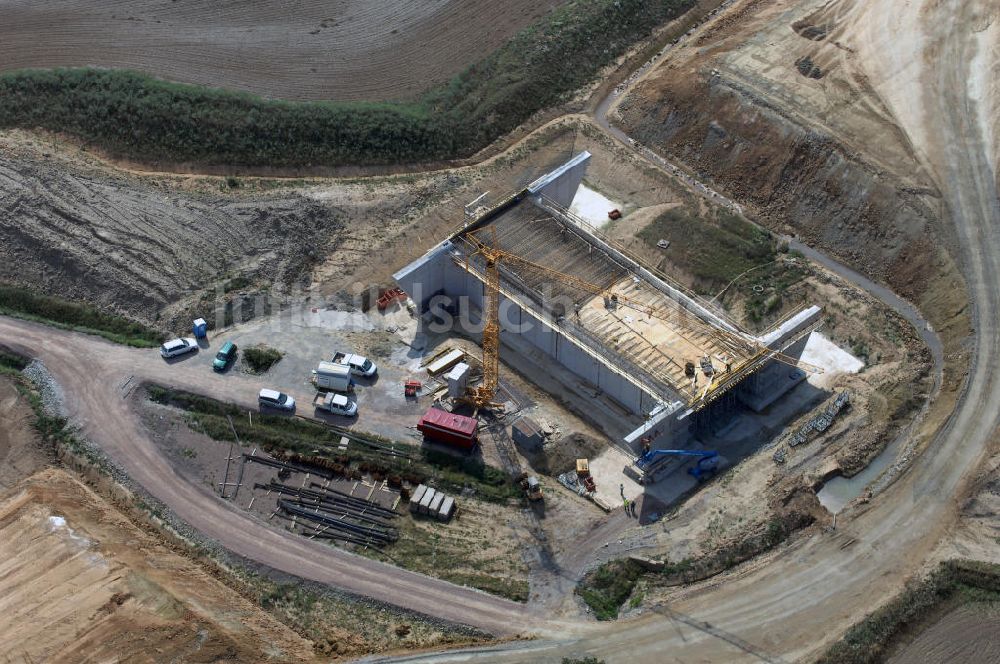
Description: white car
xmin=258 ymin=389 xmax=295 ymax=412
xmin=160 ymin=337 xmax=198 ymax=359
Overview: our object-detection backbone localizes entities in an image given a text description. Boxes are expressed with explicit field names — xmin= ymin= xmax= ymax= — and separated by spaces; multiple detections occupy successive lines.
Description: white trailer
xmin=311 ymin=361 xmax=353 ymax=392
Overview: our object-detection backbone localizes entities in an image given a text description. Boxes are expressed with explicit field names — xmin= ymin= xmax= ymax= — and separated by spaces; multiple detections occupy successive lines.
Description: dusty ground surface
xmin=0 ymin=462 xmax=316 ymax=662
xmin=0 ymin=103 xmax=940 ymax=651
xmin=0 ymin=317 xmax=534 ymax=636
xmin=0 ymin=377 xmax=51 ymax=488
xmin=0 ymin=0 xmax=565 ymax=102
xmin=139 ymin=395 xmax=533 ymax=603
xmin=0 ymin=374 xmax=486 ymax=661
xmin=0 ymin=0 xmax=995 ymax=654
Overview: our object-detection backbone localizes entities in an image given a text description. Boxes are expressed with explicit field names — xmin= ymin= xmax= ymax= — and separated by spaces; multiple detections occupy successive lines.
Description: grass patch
xmin=660 ymin=513 xmax=812 ymax=585
xmin=230 ymin=568 xmax=488 ymax=658
xmin=576 ymin=559 xmax=644 ymax=620
xmin=577 ymin=511 xmax=813 ymax=621
xmin=147 ymin=387 xmax=518 ymax=504
xmin=0 ymin=0 xmax=696 ymax=168
xmin=368 ymin=515 xmax=530 ymax=602
xmin=243 ymin=345 xmax=284 ymax=374
xmin=638 ymin=209 xmax=776 ymax=293
xmin=820 ymin=560 xmax=1000 ymax=664
xmin=0 ymin=349 xmax=29 ymax=372
xmin=0 ymin=284 xmax=163 ymax=347
xmin=636 ymin=208 xmax=809 ymax=327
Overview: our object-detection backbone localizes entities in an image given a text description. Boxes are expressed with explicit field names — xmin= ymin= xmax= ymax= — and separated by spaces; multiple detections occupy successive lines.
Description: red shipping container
xmin=417 ymin=408 xmax=478 ymax=450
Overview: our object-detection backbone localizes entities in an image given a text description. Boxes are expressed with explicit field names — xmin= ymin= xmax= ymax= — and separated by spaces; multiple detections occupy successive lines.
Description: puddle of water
xmin=791 ymin=237 xmax=944 ymax=513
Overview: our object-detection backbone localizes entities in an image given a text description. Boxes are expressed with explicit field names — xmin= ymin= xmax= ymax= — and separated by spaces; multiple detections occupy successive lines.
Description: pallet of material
xmin=437 ymin=496 xmax=455 ymax=522
xmin=428 ymin=492 xmax=444 ymax=517
xmin=418 ymin=487 xmax=437 ymax=515
xmin=426 ymin=348 xmax=466 ymax=376
xmin=410 ymin=484 xmax=428 ymax=513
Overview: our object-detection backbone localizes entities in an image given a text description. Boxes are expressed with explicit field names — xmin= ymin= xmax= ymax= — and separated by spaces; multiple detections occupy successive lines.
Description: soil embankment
xmin=0 ymin=469 xmax=315 ymax=662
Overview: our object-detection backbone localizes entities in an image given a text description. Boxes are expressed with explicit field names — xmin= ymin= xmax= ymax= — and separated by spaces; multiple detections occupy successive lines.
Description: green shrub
xmin=0 ymin=0 xmax=696 ymax=168
xmin=243 ymin=345 xmax=283 ymax=374
xmin=0 ymin=284 xmax=162 ymax=347
xmin=0 ymin=349 xmax=29 ymax=371
xmin=576 ymin=559 xmax=644 ymax=620
xmin=638 ymin=208 xmax=776 ymax=293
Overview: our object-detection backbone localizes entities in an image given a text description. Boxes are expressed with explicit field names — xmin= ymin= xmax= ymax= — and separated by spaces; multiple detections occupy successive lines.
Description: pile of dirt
xmin=0 ymin=378 xmax=51 ymax=489
xmin=528 ymin=431 xmax=606 ymax=476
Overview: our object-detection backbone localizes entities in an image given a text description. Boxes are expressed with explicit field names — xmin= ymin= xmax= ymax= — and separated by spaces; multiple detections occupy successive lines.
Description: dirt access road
xmin=0 ymin=0 xmax=563 ymax=101
xmin=0 ymin=319 xmax=533 ymax=638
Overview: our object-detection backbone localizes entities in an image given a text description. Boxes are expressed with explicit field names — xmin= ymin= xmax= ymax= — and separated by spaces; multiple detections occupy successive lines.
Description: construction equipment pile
xmin=789 ymin=391 xmax=851 ymax=447
xmin=260 ymin=479 xmax=400 ymax=548
xmin=409 ymin=484 xmax=456 ymax=522
xmin=774 ymin=391 xmax=851 ymax=465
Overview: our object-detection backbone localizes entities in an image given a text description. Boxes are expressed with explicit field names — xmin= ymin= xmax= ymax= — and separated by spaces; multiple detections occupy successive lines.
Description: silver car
xmin=258 ymin=388 xmax=296 ymax=412
xmin=160 ymin=337 xmax=198 ymax=359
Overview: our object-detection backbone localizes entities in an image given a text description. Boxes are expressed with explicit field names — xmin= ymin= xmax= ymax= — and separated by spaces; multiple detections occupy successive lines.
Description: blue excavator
xmin=636 ymin=449 xmax=720 ymax=480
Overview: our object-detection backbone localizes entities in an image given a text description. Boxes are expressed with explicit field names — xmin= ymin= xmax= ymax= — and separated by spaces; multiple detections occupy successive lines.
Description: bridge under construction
xmin=394 ymin=152 xmax=822 ymax=452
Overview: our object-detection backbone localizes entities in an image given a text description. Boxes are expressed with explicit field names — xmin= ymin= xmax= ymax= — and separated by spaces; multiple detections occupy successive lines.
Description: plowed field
xmin=0 ymin=0 xmax=564 ymax=101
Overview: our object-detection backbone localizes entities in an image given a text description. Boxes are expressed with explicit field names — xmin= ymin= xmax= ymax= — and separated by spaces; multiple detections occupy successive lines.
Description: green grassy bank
xmin=0 ymin=0 xmax=695 ymax=168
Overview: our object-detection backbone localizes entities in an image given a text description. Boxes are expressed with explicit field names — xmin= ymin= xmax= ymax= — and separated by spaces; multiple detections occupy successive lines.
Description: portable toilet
xmin=446 ymin=362 xmax=471 ymax=399
xmin=192 ymin=318 xmax=208 ymax=339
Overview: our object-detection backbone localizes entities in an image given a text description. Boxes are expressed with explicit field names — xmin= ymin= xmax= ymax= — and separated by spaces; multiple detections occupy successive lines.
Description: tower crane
xmin=458 ymin=228 xmax=822 ymax=410
xmin=459 ymin=227 xmax=503 ymax=410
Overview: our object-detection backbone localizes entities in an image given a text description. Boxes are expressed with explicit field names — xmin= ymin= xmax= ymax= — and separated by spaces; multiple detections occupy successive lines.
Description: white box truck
xmin=311 ymin=361 xmax=353 ymax=392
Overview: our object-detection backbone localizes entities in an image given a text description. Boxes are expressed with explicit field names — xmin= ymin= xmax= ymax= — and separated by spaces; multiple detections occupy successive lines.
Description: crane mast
xmin=462 ymin=228 xmax=503 ymax=410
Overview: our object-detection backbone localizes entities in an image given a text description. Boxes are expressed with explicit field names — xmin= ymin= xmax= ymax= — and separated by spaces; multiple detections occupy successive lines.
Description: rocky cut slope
xmin=615 ymin=0 xmax=995 ymax=322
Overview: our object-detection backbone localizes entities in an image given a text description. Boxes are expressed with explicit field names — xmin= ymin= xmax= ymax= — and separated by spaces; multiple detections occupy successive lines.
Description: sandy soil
xmin=0 ymin=467 xmax=315 ymax=662
xmin=0 ymin=378 xmax=51 ymax=488
xmin=0 ymin=0 xmax=564 ymax=102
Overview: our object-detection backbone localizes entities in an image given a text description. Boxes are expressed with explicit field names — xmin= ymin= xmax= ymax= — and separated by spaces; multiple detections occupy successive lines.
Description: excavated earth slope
xmin=0 ymin=135 xmax=345 ymax=323
xmin=0 ymin=467 xmax=315 ymax=662
xmin=616 ymin=0 xmax=996 ymax=319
